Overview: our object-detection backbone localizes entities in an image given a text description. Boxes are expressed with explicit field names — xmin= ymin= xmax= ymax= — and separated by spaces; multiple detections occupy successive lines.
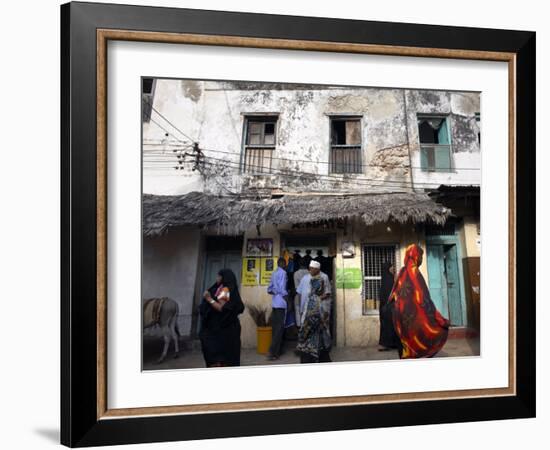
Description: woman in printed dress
xmin=296 ymin=262 xmax=332 ymax=363
xmin=199 ymin=269 xmax=245 ymax=367
xmin=389 ymin=244 xmax=450 ymax=358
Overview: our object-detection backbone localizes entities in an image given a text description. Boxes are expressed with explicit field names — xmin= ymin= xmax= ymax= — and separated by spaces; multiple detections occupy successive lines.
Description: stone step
xmin=448 ymin=326 xmax=479 ymax=339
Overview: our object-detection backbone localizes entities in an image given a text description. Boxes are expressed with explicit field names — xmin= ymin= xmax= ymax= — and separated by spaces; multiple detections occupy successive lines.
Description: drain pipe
xmin=402 ymin=90 xmax=416 ymax=193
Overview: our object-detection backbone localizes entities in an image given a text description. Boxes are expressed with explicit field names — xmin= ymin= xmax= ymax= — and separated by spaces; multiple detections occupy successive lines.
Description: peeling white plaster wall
xmin=143 ymin=80 xmax=480 ymax=196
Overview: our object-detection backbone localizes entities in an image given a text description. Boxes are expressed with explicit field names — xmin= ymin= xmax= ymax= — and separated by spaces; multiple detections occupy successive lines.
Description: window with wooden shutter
xmin=418 ymin=115 xmax=452 ymax=172
xmin=330 ymin=117 xmax=363 ymax=174
xmin=242 ymin=117 xmax=277 ymax=173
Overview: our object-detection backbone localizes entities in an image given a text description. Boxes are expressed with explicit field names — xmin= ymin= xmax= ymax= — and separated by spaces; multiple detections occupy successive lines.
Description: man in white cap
xmin=295 ymin=260 xmax=332 ymax=362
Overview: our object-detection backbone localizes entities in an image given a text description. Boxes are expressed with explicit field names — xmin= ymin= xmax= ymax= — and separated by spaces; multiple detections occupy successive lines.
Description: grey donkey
xmin=143 ymin=297 xmax=181 ymax=364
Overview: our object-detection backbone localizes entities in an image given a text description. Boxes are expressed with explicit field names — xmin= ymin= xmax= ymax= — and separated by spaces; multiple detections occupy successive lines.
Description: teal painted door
xmin=444 ymin=245 xmax=463 ymax=326
xmin=427 ymin=244 xmax=449 ymax=320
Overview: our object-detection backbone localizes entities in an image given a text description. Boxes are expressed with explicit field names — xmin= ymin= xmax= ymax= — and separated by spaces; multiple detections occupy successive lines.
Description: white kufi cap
xmin=309 ymin=260 xmax=321 ymax=269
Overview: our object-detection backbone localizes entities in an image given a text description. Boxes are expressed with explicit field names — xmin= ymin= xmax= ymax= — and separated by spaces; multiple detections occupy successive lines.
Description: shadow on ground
xmin=143 ymin=335 xmax=480 ymax=371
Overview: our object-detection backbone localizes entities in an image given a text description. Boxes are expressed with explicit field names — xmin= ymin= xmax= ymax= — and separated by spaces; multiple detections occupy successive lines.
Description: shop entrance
xmin=282 ymin=234 xmax=337 ymax=341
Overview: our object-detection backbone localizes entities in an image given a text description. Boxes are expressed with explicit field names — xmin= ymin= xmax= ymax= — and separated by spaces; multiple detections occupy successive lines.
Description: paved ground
xmin=143 ymin=336 xmax=480 ymax=371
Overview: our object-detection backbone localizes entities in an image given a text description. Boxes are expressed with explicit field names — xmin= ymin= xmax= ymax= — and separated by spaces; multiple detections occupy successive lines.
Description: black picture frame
xmin=61 ymin=1 xmax=535 ymax=447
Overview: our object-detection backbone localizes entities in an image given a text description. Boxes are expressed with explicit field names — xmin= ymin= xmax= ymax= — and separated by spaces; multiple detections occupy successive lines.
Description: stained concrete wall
xmin=142 ymin=227 xmax=201 ymax=336
xmin=143 ymin=80 xmax=480 ymax=196
xmin=405 ymin=90 xmax=481 ymax=188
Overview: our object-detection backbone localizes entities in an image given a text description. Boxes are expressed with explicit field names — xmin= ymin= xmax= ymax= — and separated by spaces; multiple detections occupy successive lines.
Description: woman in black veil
xmin=378 ymin=261 xmax=400 ymax=351
xmin=199 ymin=269 xmax=245 ymax=367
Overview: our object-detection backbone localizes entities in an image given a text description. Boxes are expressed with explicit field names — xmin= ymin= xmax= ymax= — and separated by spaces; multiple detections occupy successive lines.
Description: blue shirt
xmin=267 ymin=267 xmax=288 ymax=309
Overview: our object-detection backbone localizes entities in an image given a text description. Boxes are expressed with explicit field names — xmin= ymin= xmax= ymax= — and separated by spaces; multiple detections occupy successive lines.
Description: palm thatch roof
xmin=143 ymin=191 xmax=450 ymax=237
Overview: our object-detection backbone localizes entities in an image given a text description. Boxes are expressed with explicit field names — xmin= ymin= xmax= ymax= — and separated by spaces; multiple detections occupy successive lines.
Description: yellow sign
xmin=260 ymin=257 xmax=277 ymax=285
xmin=242 ymin=258 xmax=260 ymax=286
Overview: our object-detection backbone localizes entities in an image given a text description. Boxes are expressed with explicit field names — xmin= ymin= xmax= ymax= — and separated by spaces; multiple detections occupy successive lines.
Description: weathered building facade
xmin=142 ymin=79 xmax=481 ymax=348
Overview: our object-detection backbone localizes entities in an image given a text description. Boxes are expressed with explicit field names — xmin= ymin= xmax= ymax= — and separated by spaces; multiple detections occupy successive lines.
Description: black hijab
xmin=379 ymin=261 xmax=395 ymax=307
xmin=201 ymin=269 xmax=245 ymax=329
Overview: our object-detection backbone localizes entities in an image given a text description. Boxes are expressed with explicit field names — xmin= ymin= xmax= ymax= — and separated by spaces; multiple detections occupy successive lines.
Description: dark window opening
xmin=142 ymin=78 xmax=156 ymax=123
xmin=142 ymin=78 xmax=154 ymax=94
xmin=417 ymin=116 xmax=452 ymax=172
xmin=475 ymin=112 xmax=481 ymax=144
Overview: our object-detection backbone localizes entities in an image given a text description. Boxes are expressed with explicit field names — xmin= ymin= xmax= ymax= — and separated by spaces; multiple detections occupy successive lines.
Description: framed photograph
xmin=61 ymin=1 xmax=535 ymax=447
xmin=246 ymin=238 xmax=274 ymax=256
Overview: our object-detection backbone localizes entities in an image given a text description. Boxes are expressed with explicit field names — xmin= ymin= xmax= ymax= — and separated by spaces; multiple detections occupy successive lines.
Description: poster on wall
xmin=260 ymin=257 xmax=277 ymax=285
xmin=246 ymin=238 xmax=273 ymax=256
xmin=242 ymin=257 xmax=260 ymax=286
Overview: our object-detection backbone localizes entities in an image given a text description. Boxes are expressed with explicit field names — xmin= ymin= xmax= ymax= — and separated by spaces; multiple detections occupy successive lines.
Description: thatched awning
xmin=143 ymin=191 xmax=450 ymax=237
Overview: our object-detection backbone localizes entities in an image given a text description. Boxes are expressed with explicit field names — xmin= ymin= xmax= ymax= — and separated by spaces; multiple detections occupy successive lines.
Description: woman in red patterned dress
xmin=389 ymin=243 xmax=450 ymax=358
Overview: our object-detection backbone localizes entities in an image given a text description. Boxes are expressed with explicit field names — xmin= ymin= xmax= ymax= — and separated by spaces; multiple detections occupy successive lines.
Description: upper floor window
xmin=142 ymin=78 xmax=156 ymax=123
xmin=475 ymin=112 xmax=481 ymax=144
xmin=330 ymin=117 xmax=362 ymax=174
xmin=418 ymin=115 xmax=452 ymax=172
xmin=242 ymin=116 xmax=277 ymax=173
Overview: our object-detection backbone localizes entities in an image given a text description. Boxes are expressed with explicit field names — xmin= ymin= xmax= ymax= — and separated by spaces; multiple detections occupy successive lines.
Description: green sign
xmin=335 ymin=268 xmax=363 ymax=289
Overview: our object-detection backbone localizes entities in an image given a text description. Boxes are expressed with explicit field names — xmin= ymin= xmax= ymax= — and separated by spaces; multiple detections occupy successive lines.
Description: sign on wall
xmin=335 ymin=268 xmax=363 ymax=289
xmin=260 ymin=257 xmax=277 ymax=285
xmin=242 ymin=258 xmax=260 ymax=286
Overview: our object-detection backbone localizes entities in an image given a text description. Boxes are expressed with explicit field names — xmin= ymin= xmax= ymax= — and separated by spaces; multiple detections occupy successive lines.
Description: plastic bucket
xmin=256 ymin=326 xmax=272 ymax=354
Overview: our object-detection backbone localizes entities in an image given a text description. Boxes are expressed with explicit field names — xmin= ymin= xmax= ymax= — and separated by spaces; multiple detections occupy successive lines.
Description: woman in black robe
xmin=378 ymin=261 xmax=400 ymax=351
xmin=199 ymin=269 xmax=245 ymax=367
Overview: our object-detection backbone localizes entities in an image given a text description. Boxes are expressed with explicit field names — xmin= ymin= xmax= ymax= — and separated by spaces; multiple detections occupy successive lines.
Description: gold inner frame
xmin=96 ymin=29 xmax=516 ymax=420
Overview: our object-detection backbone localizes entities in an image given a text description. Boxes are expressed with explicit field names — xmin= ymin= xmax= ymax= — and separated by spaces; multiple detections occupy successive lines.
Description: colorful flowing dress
xmin=389 ymin=244 xmax=450 ymax=358
xmin=296 ymin=275 xmax=332 ymax=361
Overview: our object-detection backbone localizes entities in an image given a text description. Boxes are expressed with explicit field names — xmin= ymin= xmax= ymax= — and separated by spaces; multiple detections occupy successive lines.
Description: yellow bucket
xmin=256 ymin=326 xmax=272 ymax=354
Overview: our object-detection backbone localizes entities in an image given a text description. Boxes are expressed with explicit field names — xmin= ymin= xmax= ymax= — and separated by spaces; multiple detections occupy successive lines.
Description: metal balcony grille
xmin=243 ymin=147 xmax=274 ymax=174
xmin=420 ymin=144 xmax=452 ymax=172
xmin=330 ymin=145 xmax=362 ymax=173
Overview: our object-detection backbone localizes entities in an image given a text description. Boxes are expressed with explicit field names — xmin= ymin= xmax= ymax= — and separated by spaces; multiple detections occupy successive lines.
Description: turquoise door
xmin=427 ymin=244 xmax=449 ymax=319
xmin=444 ymin=245 xmax=463 ymax=326
xmin=427 ymin=243 xmax=465 ymax=326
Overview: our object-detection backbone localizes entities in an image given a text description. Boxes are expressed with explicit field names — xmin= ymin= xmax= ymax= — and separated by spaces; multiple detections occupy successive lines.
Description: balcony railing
xmin=243 ymin=146 xmax=274 ymax=174
xmin=330 ymin=145 xmax=362 ymax=174
xmin=420 ymin=144 xmax=452 ymax=172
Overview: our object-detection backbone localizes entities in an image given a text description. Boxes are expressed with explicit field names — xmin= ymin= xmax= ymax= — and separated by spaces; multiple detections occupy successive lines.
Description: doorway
xmin=201 ymin=236 xmax=243 ymax=294
xmin=426 ymin=242 xmax=464 ymax=326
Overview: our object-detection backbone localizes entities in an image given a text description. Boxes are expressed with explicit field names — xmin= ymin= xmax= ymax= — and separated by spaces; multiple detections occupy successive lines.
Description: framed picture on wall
xmin=246 ymin=238 xmax=274 ymax=256
xmin=61 ymin=1 xmax=535 ymax=447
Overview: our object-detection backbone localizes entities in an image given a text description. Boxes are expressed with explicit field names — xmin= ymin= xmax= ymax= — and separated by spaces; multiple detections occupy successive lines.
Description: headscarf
xmin=201 ymin=269 xmax=245 ymax=329
xmin=390 ymin=244 xmax=450 ymax=358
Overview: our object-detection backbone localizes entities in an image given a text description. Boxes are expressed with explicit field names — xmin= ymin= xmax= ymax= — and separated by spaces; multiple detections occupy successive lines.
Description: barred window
xmin=362 ymin=244 xmax=398 ymax=314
